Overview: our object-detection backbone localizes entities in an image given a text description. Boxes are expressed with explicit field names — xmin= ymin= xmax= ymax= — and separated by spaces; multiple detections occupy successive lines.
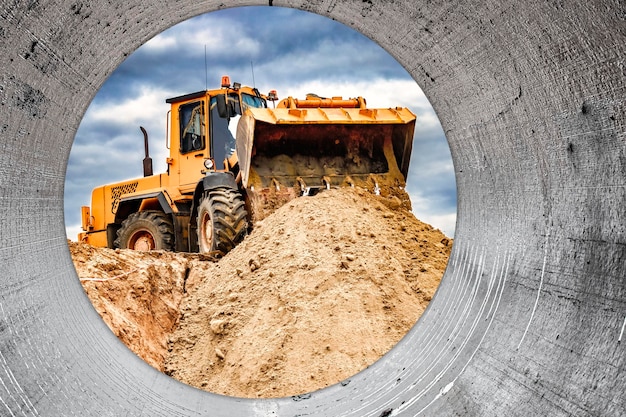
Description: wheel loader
xmin=78 ymin=76 xmax=416 ymax=256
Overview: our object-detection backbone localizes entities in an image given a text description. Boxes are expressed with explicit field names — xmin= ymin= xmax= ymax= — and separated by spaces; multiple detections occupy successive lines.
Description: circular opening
xmin=64 ymin=6 xmax=456 ymax=398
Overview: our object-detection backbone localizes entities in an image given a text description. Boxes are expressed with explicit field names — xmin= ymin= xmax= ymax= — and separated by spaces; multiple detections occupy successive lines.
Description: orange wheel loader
xmin=78 ymin=76 xmax=416 ymax=256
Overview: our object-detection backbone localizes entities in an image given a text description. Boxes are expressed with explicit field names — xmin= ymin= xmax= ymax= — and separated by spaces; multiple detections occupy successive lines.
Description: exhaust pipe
xmin=140 ymin=126 xmax=153 ymax=177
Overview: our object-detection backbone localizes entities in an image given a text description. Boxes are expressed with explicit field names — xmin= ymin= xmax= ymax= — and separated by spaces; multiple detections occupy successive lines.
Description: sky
xmin=64 ymin=6 xmax=457 ymax=240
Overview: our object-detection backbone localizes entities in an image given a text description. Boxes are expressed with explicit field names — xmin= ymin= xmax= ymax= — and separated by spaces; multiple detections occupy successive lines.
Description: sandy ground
xmin=71 ymin=187 xmax=451 ymax=398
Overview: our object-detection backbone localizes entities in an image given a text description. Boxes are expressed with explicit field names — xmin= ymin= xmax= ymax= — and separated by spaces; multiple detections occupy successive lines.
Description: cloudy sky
xmin=64 ymin=6 xmax=456 ymax=240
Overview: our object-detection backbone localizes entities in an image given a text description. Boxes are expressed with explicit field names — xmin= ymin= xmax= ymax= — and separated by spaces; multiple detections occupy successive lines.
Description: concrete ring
xmin=0 ymin=1 xmax=624 ymax=416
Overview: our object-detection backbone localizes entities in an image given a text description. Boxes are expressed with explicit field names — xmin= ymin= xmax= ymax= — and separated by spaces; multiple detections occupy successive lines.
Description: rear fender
xmin=111 ymin=191 xmax=174 ymax=248
xmin=114 ymin=191 xmax=173 ymax=224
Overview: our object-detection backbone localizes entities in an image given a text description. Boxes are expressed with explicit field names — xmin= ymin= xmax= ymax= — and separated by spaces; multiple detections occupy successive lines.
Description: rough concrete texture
xmin=0 ymin=0 xmax=624 ymax=416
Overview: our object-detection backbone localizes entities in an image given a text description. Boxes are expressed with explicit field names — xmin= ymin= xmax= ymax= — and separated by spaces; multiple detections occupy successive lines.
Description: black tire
xmin=197 ymin=187 xmax=248 ymax=256
xmin=114 ymin=211 xmax=174 ymax=251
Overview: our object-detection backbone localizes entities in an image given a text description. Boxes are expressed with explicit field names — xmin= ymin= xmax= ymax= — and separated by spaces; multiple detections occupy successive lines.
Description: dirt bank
xmin=71 ymin=187 xmax=451 ymax=398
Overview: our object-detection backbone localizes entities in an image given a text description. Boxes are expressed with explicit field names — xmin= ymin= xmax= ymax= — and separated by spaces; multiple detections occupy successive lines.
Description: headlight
xmin=204 ymin=159 xmax=214 ymax=170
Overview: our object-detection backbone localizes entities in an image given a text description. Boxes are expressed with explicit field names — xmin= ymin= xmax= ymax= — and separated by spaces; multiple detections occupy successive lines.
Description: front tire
xmin=197 ymin=187 xmax=248 ymax=256
xmin=115 ymin=211 xmax=174 ymax=251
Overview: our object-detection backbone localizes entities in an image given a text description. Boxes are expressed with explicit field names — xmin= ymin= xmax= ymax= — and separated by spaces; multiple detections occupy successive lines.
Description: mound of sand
xmin=71 ymin=187 xmax=451 ymax=398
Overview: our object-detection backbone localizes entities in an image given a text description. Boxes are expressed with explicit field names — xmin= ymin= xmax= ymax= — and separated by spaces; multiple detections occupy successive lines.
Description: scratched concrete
xmin=0 ymin=0 xmax=624 ymax=416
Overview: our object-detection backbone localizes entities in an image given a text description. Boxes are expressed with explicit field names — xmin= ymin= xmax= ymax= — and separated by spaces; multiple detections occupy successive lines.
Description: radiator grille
xmin=110 ymin=182 xmax=138 ymax=213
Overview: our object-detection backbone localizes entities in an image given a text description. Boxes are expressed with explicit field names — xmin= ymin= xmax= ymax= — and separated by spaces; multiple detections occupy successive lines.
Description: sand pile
xmin=71 ymin=187 xmax=451 ymax=398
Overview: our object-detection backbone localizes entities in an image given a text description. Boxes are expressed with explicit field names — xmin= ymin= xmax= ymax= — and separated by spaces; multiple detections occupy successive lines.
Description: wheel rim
xmin=128 ymin=230 xmax=156 ymax=251
xmin=199 ymin=211 xmax=213 ymax=251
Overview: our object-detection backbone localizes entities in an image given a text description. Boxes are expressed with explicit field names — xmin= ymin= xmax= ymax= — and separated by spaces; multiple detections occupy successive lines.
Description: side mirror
xmin=216 ymin=94 xmax=228 ymax=118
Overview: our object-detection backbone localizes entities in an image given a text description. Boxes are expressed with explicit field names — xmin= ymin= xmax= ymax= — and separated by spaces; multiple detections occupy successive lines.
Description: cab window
xmin=179 ymin=101 xmax=205 ymax=154
xmin=210 ymin=97 xmax=236 ymax=169
xmin=210 ymin=93 xmax=267 ymax=169
xmin=241 ymin=93 xmax=266 ymax=110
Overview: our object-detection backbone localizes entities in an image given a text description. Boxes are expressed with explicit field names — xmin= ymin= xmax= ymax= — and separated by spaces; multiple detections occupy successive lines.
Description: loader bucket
xmin=236 ymin=104 xmax=416 ymax=222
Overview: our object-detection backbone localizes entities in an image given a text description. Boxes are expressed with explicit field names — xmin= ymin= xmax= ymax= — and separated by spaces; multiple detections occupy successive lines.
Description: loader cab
xmin=166 ymin=83 xmax=268 ymax=189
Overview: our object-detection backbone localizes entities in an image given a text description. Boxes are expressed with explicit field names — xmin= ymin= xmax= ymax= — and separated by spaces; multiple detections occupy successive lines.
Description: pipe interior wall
xmin=0 ymin=0 xmax=623 ymax=415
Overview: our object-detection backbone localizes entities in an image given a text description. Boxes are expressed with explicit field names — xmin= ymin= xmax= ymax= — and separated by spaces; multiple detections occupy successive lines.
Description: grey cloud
xmin=97 ymin=7 xmax=408 ymax=101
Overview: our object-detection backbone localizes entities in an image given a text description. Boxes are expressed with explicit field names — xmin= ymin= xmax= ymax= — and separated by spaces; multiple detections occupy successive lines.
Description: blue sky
xmin=64 ymin=6 xmax=456 ymax=239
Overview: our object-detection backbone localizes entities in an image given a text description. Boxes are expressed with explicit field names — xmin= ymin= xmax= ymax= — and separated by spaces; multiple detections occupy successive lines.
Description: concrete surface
xmin=0 ymin=0 xmax=623 ymax=415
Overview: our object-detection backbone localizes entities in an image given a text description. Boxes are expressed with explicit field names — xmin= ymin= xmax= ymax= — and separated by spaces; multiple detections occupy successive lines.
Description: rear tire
xmin=114 ymin=211 xmax=174 ymax=251
xmin=197 ymin=187 xmax=248 ymax=256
